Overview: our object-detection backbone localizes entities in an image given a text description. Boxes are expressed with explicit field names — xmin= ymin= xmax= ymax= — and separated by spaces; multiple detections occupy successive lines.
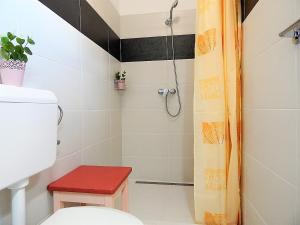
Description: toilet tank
xmin=0 ymin=85 xmax=58 ymax=190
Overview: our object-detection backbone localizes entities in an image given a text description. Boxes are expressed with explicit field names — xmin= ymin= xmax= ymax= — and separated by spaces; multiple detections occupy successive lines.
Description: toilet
xmin=41 ymin=207 xmax=143 ymax=225
xmin=0 ymin=85 xmax=143 ymax=225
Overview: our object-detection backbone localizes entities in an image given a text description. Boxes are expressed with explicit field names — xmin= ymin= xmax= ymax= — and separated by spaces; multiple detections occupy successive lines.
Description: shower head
xmin=172 ymin=0 xmax=179 ymax=8
xmin=165 ymin=0 xmax=179 ymax=26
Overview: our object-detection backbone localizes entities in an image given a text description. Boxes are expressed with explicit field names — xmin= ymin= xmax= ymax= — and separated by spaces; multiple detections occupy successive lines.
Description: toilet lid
xmin=41 ymin=207 xmax=144 ymax=225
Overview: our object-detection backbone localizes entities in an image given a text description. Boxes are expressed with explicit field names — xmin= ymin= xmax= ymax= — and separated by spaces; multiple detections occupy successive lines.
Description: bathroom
xmin=0 ymin=0 xmax=299 ymax=224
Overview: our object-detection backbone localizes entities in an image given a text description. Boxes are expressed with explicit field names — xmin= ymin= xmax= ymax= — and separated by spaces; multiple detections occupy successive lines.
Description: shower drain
xmin=136 ymin=181 xmax=194 ymax=186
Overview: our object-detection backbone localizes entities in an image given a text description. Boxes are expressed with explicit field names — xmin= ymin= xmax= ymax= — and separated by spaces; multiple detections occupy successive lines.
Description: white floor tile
xmin=128 ymin=180 xmax=197 ymax=225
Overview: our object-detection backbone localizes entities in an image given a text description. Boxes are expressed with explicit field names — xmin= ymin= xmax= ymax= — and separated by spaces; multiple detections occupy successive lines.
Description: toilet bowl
xmin=41 ymin=207 xmax=144 ymax=225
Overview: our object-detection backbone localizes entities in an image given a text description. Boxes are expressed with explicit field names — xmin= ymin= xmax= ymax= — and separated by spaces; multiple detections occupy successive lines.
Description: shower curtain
xmin=194 ymin=0 xmax=242 ymax=224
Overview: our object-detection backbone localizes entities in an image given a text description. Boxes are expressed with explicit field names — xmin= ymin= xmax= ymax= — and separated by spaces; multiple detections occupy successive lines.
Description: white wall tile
xmin=122 ymin=61 xmax=168 ymax=86
xmin=81 ymin=35 xmax=109 ymax=78
xmin=24 ymin=56 xmax=82 ymax=110
xmin=168 ymin=157 xmax=193 ymax=183
xmin=57 ymin=111 xmax=83 ymax=159
xmin=122 ymin=110 xmax=169 ymax=133
xmin=244 ymin=154 xmax=296 ymax=225
xmin=17 ymin=0 xmax=82 ymax=70
xmin=121 ymin=10 xmax=195 ymax=39
xmin=243 ymin=198 xmax=268 ymax=225
xmin=110 ymin=110 xmax=122 ymax=137
xmin=81 ymin=140 xmax=112 ymax=166
xmin=0 ymin=0 xmax=18 ymax=36
xmin=110 ymin=137 xmax=122 ymax=165
xmin=123 ymin=134 xmax=169 ymax=157
xmin=244 ymin=109 xmax=298 ymax=185
xmin=83 ymin=110 xmax=110 ymax=147
xmin=122 ymin=59 xmax=194 ymax=182
xmin=243 ymin=0 xmax=299 ymax=224
xmin=122 ymin=85 xmax=166 ymax=110
xmin=82 ymin=72 xmax=109 ymax=110
xmin=167 ymin=59 xmax=195 ymax=85
xmin=121 ymin=12 xmax=169 ymax=39
xmin=119 ymin=0 xmax=196 ymax=16
xmin=0 ymin=0 xmax=121 ymax=224
xmin=243 ymin=39 xmax=297 ymax=109
xmin=243 ymin=0 xmax=298 ymax=62
xmin=123 ymin=156 xmax=169 ymax=181
xmin=168 ymin=134 xmax=194 ymax=157
xmin=109 ymin=56 xmax=122 ymax=110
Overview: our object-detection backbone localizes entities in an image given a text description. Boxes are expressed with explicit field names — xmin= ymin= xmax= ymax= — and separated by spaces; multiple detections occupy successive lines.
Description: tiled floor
xmin=128 ymin=180 xmax=196 ymax=225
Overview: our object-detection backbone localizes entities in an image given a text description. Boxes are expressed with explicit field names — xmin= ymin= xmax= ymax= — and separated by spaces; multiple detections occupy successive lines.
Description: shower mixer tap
xmin=158 ymin=88 xmax=176 ymax=97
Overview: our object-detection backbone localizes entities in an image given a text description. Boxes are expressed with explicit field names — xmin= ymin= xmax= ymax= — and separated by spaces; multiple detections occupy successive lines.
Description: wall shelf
xmin=279 ymin=19 xmax=300 ymax=44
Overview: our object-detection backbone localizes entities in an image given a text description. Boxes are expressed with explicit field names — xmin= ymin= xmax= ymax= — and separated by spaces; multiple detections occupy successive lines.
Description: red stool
xmin=48 ymin=166 xmax=132 ymax=212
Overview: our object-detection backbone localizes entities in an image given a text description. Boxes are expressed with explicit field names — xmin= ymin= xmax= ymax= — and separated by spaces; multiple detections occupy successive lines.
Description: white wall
xmin=0 ymin=0 xmax=121 ymax=224
xmin=119 ymin=0 xmax=196 ymax=15
xmin=121 ymin=6 xmax=195 ymax=183
xmin=243 ymin=0 xmax=300 ymax=224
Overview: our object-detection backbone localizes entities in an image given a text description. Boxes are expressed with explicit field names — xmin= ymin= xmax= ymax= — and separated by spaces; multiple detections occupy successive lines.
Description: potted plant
xmin=114 ymin=70 xmax=126 ymax=90
xmin=0 ymin=32 xmax=35 ymax=86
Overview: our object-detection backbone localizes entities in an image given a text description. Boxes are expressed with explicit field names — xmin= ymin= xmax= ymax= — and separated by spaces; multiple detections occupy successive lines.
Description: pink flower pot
xmin=0 ymin=60 xmax=26 ymax=87
xmin=114 ymin=80 xmax=126 ymax=90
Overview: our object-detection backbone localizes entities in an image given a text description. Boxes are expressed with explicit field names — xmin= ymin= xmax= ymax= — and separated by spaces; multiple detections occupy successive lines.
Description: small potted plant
xmin=114 ymin=70 xmax=126 ymax=90
xmin=0 ymin=32 xmax=35 ymax=86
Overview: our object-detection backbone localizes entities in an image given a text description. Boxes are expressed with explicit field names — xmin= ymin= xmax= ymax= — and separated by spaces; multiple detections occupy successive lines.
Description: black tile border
xmin=242 ymin=0 xmax=260 ymax=21
xmin=39 ymin=0 xmax=121 ymax=61
xmin=39 ymin=0 xmax=81 ymax=31
xmin=38 ymin=0 xmax=197 ymax=62
xmin=80 ymin=0 xmax=109 ymax=52
xmin=121 ymin=36 xmax=168 ymax=62
xmin=121 ymin=34 xmax=195 ymax=62
xmin=166 ymin=35 xmax=195 ymax=60
xmin=37 ymin=0 xmax=259 ymax=61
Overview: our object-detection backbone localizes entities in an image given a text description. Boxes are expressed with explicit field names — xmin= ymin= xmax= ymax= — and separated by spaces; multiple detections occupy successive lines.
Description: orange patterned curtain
xmin=193 ymin=0 xmax=242 ymax=224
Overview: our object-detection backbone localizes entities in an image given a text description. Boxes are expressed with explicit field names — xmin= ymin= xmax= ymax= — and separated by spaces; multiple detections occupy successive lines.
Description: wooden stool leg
xmin=105 ymin=196 xmax=115 ymax=208
xmin=53 ymin=192 xmax=64 ymax=212
xmin=121 ymin=179 xmax=129 ymax=212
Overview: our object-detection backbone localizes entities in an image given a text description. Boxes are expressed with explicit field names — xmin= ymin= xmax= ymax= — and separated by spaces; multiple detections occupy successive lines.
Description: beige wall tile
xmin=168 ymin=157 xmax=194 ymax=183
xmin=243 ymin=0 xmax=298 ymax=62
xmin=122 ymin=110 xmax=169 ymax=133
xmin=83 ymin=111 xmax=110 ymax=147
xmin=122 ymin=59 xmax=194 ymax=182
xmin=122 ymin=61 xmax=168 ymax=86
xmin=244 ymin=110 xmax=298 ymax=185
xmin=119 ymin=0 xmax=196 ymax=16
xmin=243 ymin=0 xmax=299 ymax=224
xmin=123 ymin=134 xmax=169 ymax=157
xmin=244 ymin=154 xmax=296 ymax=225
xmin=243 ymin=39 xmax=297 ymax=109
xmin=121 ymin=10 xmax=195 ymax=39
xmin=243 ymin=198 xmax=268 ymax=225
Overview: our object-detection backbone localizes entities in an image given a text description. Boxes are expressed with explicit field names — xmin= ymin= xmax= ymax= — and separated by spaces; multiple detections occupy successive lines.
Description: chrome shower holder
xmin=279 ymin=19 xmax=300 ymax=44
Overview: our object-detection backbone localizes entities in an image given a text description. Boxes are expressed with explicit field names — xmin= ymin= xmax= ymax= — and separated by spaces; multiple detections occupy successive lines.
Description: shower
xmin=158 ymin=0 xmax=182 ymax=117
xmin=165 ymin=0 xmax=179 ymax=26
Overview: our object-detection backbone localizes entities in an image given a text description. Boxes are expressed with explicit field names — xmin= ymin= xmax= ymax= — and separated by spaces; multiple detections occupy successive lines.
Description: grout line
xmin=243 ymin=196 xmax=268 ymax=225
xmin=244 ymin=108 xmax=300 ymax=111
xmin=243 ymin=37 xmax=282 ymax=66
xmin=136 ymin=181 xmax=194 ymax=186
xmin=245 ymin=152 xmax=297 ymax=189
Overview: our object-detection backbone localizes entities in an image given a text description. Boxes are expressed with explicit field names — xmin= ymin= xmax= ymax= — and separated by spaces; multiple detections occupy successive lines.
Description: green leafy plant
xmin=0 ymin=32 xmax=35 ymax=63
xmin=115 ymin=70 xmax=126 ymax=81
